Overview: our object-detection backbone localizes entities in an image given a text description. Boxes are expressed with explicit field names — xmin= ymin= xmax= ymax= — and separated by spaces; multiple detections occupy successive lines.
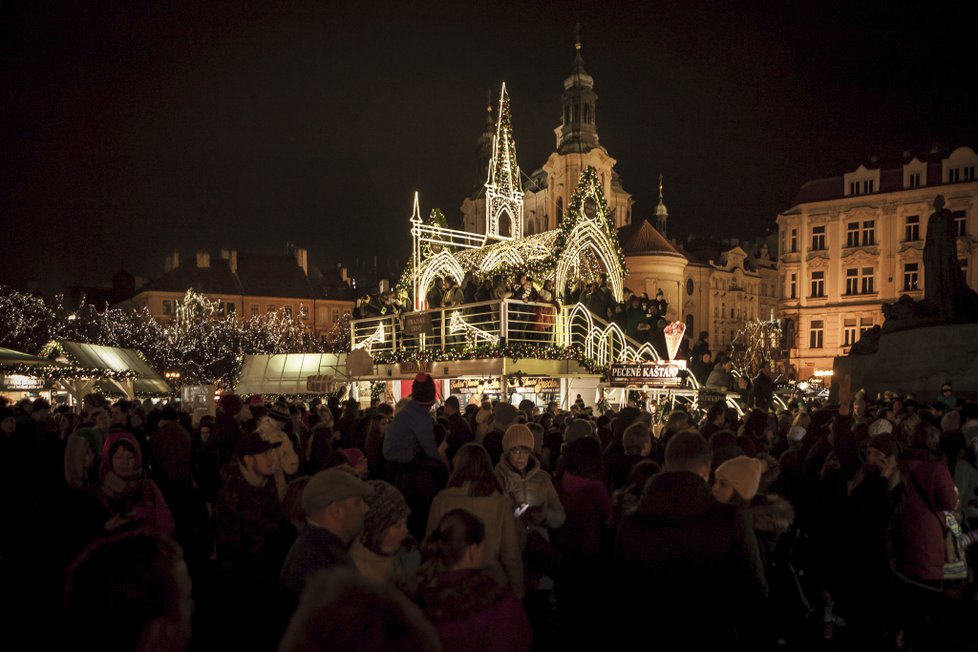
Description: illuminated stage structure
xmin=348 ymin=84 xmax=676 ymax=408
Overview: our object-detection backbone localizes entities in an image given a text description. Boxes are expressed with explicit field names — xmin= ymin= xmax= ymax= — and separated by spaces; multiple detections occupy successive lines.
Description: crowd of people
xmin=2 ymin=370 xmax=978 ymax=650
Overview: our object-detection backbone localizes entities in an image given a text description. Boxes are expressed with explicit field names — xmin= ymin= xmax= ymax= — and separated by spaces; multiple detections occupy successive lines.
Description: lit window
xmin=845 ymin=268 xmax=859 ymax=295
xmin=811 ymin=225 xmax=826 ymax=250
xmin=810 ymin=270 xmax=825 ymax=297
xmin=843 ymin=318 xmax=858 ymax=346
xmin=810 ymin=320 xmax=824 ymax=349
xmin=903 ymin=263 xmax=919 ymax=291
xmin=904 ymin=215 xmax=920 ymax=241
xmin=953 ymin=210 xmax=967 ymax=237
xmin=862 ymin=220 xmax=875 ymax=246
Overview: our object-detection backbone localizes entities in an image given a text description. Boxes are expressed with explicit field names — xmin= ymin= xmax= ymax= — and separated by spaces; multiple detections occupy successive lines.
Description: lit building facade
xmin=120 ymin=247 xmax=355 ymax=334
xmin=777 ymin=145 xmax=978 ymax=379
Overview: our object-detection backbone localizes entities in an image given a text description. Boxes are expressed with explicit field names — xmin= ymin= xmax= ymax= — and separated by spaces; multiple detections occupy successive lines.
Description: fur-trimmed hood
xmin=748 ymin=494 xmax=795 ymax=536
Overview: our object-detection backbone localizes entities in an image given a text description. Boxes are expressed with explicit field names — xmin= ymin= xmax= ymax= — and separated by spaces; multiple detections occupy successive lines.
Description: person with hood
xmin=98 ymin=428 xmax=175 ymax=537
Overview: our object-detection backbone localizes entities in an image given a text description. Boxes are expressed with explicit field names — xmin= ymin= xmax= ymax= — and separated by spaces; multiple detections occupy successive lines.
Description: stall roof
xmin=237 ymin=353 xmax=351 ymax=396
xmin=58 ymin=341 xmax=171 ymax=395
xmin=0 ymin=347 xmax=64 ymax=367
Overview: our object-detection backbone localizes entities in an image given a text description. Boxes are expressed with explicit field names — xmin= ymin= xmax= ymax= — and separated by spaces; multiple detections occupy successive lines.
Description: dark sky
xmin=2 ymin=0 xmax=975 ymax=293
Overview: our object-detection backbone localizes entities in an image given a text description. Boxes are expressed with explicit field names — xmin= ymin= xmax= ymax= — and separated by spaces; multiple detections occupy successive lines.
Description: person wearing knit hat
xmin=564 ymin=418 xmax=595 ymax=445
xmin=411 ymin=373 xmax=436 ymax=406
xmin=281 ymin=467 xmax=373 ymax=598
xmin=268 ymin=399 xmax=291 ymax=423
xmin=868 ymin=418 xmax=894 ymax=437
xmin=712 ymin=455 xmax=764 ymax=505
xmin=502 ymin=424 xmax=535 ymax=454
xmin=481 ymin=402 xmax=522 ymax=466
xmin=865 ymin=433 xmax=900 ymax=480
xmin=349 ymin=481 xmax=418 ymax=589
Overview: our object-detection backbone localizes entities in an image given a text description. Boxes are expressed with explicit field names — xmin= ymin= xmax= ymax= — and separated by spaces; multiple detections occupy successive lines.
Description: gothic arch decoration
xmin=555 ymin=220 xmax=624 ymax=302
xmin=416 ymin=250 xmax=466 ymax=308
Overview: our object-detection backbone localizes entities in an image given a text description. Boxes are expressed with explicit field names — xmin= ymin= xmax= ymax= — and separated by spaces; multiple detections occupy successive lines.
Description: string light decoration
xmin=352 ymin=324 xmax=386 ymax=353
xmin=448 ymin=310 xmax=500 ymax=347
xmin=403 ymin=165 xmax=627 ymax=310
xmin=484 ymin=82 xmax=523 ymax=240
xmin=728 ymin=314 xmax=783 ymax=379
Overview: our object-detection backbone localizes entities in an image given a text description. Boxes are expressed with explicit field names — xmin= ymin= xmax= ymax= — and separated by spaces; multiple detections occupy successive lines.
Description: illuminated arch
xmin=555 ymin=220 xmax=625 ymax=303
xmin=415 ymin=250 xmax=465 ymax=309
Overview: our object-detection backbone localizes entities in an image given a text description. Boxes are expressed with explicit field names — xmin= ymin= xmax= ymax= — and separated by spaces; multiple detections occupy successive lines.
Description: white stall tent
xmin=236 ymin=353 xmax=351 ymax=396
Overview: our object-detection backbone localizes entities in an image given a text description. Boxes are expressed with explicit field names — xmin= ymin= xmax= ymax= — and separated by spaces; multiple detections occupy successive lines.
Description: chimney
xmin=164 ymin=250 xmax=180 ymax=273
xmin=220 ymin=248 xmax=238 ymax=274
xmin=196 ymin=250 xmax=210 ymax=268
xmin=295 ymin=247 xmax=308 ymax=275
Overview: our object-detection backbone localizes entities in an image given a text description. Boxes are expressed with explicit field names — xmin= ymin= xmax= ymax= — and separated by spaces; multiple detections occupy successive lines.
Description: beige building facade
xmin=777 ymin=145 xmax=978 ymax=379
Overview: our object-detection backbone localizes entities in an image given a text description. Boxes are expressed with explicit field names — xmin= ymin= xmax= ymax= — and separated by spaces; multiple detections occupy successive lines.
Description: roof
xmin=0 ymin=347 xmax=59 ymax=367
xmin=236 ymin=353 xmax=350 ymax=395
xmin=59 ymin=341 xmax=171 ymax=395
xmin=788 ymin=143 xmax=976 ymax=207
xmin=617 ymin=220 xmax=685 ymax=258
xmin=136 ymin=252 xmax=320 ymax=300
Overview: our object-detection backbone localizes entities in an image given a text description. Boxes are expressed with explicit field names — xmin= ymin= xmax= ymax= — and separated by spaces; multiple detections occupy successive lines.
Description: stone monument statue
xmin=923 ymin=195 xmax=978 ymax=322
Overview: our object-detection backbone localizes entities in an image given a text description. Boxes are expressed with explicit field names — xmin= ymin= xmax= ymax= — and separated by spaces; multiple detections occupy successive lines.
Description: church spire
xmin=654 ymin=173 xmax=669 ymax=236
xmin=484 ymin=82 xmax=523 ymax=240
xmin=476 ymin=89 xmax=495 ymax=180
xmin=558 ymin=22 xmax=601 ymax=155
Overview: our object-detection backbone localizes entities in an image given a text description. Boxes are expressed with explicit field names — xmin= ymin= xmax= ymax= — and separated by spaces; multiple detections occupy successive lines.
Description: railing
xmin=350 ymin=300 xmax=660 ymax=365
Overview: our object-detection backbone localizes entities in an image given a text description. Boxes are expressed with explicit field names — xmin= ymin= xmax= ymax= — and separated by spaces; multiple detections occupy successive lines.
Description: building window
xmin=849 ymin=181 xmax=859 ymax=196
xmin=225 ymin=302 xmax=235 ymax=314
xmin=811 ymin=225 xmax=825 ymax=251
xmin=790 ymin=228 xmax=798 ymax=252
xmin=810 ymin=320 xmax=824 ymax=349
xmin=250 ymin=303 xmax=259 ymax=318
xmin=950 ymin=166 xmax=975 ymax=183
xmin=846 ymin=222 xmax=860 ymax=248
xmin=861 ymin=267 xmax=875 ymax=294
xmin=909 ymin=172 xmax=921 ymax=188
xmin=332 ymin=308 xmax=341 ymax=323
xmin=952 ymin=210 xmax=967 ymax=236
xmin=789 ymin=272 xmax=797 ymax=299
xmin=686 ymin=278 xmax=694 ymax=295
xmin=267 ymin=304 xmax=275 ymax=314
xmin=845 ymin=268 xmax=859 ymax=295
xmin=299 ymin=304 xmax=308 ymax=320
xmin=162 ymin=299 xmax=175 ymax=316
xmin=904 ymin=215 xmax=920 ymax=241
xmin=860 ymin=317 xmax=874 ymax=335
xmin=810 ymin=270 xmax=825 ymax=297
xmin=862 ymin=220 xmax=875 ymax=246
xmin=284 ymin=306 xmax=293 ymax=319
xmin=903 ymin=263 xmax=919 ymax=291
xmin=843 ymin=318 xmax=858 ymax=346
xmin=863 ymin=179 xmax=874 ymax=193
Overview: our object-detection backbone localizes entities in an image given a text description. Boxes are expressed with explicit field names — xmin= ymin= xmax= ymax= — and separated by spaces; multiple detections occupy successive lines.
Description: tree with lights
xmin=727 ymin=316 xmax=783 ymax=379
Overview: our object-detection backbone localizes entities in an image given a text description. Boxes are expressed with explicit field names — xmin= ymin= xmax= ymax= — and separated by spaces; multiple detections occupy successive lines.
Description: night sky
xmin=2 ymin=1 xmax=975 ymax=294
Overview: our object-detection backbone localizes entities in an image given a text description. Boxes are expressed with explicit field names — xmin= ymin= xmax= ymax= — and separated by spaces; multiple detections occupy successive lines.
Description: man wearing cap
xmin=280 ymin=467 xmax=373 ymax=599
xmin=214 ymin=432 xmax=292 ymax=588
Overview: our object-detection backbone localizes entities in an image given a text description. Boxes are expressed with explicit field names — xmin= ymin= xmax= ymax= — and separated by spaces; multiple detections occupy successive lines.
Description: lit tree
xmin=728 ymin=315 xmax=783 ymax=379
xmin=0 ymin=286 xmax=57 ymax=354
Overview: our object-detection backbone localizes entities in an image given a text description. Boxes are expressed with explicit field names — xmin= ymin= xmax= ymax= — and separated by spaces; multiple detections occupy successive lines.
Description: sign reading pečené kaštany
xmin=609 ymin=361 xmax=685 ymax=387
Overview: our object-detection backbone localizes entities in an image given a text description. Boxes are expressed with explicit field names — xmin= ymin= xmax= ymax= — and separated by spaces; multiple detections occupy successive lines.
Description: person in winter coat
xmin=616 ymin=432 xmax=767 ymax=645
xmin=349 ymin=480 xmax=420 ymax=594
xmin=706 ymin=358 xmax=736 ymax=391
xmin=417 ymin=508 xmax=532 ymax=652
xmin=494 ymin=424 xmax=566 ymax=594
xmin=98 ymin=429 xmax=175 ymax=538
xmin=426 ymin=443 xmax=524 ymax=598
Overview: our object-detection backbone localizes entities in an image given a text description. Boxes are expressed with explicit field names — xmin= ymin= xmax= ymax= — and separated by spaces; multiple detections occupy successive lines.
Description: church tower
xmin=558 ymin=22 xmax=603 ymax=155
xmin=654 ymin=174 xmax=669 ymax=236
xmin=476 ymin=90 xmax=494 ymax=182
xmin=484 ymin=82 xmax=523 ymax=240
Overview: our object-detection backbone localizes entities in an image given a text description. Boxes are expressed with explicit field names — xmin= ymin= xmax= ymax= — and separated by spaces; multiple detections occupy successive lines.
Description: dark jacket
xmin=897 ymin=449 xmax=958 ymax=581
xmin=616 ymin=471 xmax=767 ymax=643
xmin=279 ymin=524 xmax=351 ymax=598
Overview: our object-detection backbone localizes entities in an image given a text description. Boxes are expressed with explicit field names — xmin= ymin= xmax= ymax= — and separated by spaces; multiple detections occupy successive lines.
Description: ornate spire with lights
xmin=654 ymin=173 xmax=669 ymax=236
xmin=485 ymin=82 xmax=523 ymax=240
